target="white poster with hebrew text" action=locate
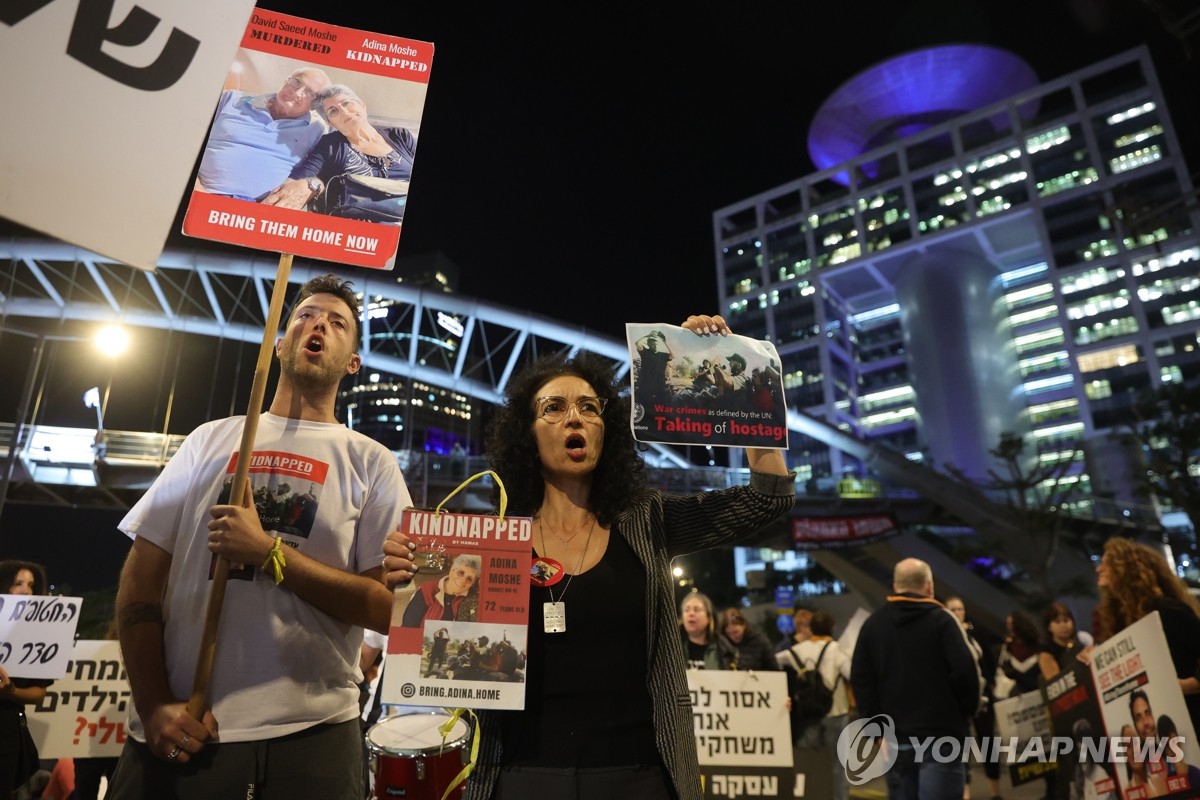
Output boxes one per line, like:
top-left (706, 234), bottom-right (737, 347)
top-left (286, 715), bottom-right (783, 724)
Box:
top-left (0, 0), bottom-right (257, 269)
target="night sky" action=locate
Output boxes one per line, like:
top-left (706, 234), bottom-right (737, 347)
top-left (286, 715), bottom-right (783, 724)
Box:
top-left (2, 0), bottom-right (1197, 591)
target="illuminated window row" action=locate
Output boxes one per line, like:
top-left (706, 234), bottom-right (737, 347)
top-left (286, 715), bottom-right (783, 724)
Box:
top-left (1019, 350), bottom-right (1070, 376)
top-left (1074, 316), bottom-right (1139, 345)
top-left (1061, 266), bottom-right (1125, 296)
top-left (1066, 290), bottom-right (1130, 320)
top-left (1132, 246), bottom-right (1199, 276)
top-left (859, 406), bottom-right (918, 429)
top-left (1005, 283), bottom-right (1055, 308)
top-left (1163, 300), bottom-right (1200, 325)
top-left (1014, 327), bottom-right (1066, 353)
top-left (1008, 304), bottom-right (1056, 326)
top-left (1077, 343), bottom-right (1140, 373)
top-left (1109, 145), bottom-right (1162, 174)
top-left (1138, 274), bottom-right (1200, 302)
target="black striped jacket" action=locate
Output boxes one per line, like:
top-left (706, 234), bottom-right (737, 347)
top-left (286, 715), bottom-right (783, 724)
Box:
top-left (466, 469), bottom-right (796, 799)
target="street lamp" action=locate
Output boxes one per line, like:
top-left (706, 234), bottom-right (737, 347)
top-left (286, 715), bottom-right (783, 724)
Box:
top-left (0, 324), bottom-right (129, 529)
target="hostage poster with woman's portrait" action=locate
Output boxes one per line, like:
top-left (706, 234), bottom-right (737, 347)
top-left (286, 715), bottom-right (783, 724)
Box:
top-left (381, 507), bottom-right (533, 710)
top-left (182, 8), bottom-right (432, 269)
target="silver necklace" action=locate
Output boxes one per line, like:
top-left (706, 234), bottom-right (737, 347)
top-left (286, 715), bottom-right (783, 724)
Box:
top-left (542, 517), bottom-right (595, 634)
top-left (538, 512), bottom-right (593, 547)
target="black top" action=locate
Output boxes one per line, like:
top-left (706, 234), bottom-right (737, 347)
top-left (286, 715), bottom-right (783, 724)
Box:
top-left (500, 528), bottom-right (659, 767)
top-left (1151, 596), bottom-right (1200, 729)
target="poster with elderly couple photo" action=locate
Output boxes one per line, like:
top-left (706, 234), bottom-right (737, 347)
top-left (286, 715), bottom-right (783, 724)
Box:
top-left (626, 323), bottom-right (788, 449)
top-left (381, 507), bottom-right (533, 710)
top-left (182, 8), bottom-right (433, 269)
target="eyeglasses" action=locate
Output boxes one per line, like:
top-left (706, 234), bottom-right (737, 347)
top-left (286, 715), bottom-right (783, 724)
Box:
top-left (534, 395), bottom-right (607, 423)
top-left (285, 76), bottom-right (320, 100)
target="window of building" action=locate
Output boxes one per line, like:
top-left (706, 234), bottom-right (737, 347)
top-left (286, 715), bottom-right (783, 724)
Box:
top-left (1077, 343), bottom-right (1141, 373)
top-left (1014, 327), bottom-right (1066, 354)
top-left (1019, 350), bottom-right (1070, 377)
top-left (859, 187), bottom-right (911, 254)
top-left (1005, 283), bottom-right (1055, 310)
top-left (1074, 316), bottom-right (1139, 345)
top-left (858, 385), bottom-right (916, 413)
top-left (766, 222), bottom-right (811, 283)
top-left (1009, 305), bottom-right (1060, 327)
top-left (1066, 289), bottom-right (1131, 320)
top-left (1027, 398), bottom-right (1079, 425)
top-left (1162, 365), bottom-right (1184, 384)
top-left (1085, 379), bottom-right (1113, 399)
top-left (1162, 300), bottom-right (1200, 326)
top-left (1061, 266), bottom-right (1125, 296)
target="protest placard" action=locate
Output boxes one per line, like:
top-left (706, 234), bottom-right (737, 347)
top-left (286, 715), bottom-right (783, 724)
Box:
top-left (0, 594), bottom-right (82, 680)
top-left (1090, 612), bottom-right (1200, 800)
top-left (687, 668), bottom-right (793, 798)
top-left (182, 8), bottom-right (434, 269)
top-left (381, 508), bottom-right (532, 710)
top-left (994, 687), bottom-right (1058, 785)
top-left (627, 323), bottom-right (787, 449)
top-left (29, 640), bottom-right (128, 759)
top-left (0, 0), bottom-right (256, 268)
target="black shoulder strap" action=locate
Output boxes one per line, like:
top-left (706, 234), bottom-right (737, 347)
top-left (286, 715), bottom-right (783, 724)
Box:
top-left (785, 645), bottom-right (805, 674)
top-left (815, 641), bottom-right (841, 688)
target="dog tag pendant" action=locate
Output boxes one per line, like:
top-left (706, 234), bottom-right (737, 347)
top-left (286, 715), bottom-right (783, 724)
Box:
top-left (543, 601), bottom-right (566, 633)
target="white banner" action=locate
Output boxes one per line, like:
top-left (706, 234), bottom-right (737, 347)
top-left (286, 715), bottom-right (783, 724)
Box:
top-left (0, 594), bottom-right (82, 679)
top-left (0, 0), bottom-right (258, 269)
top-left (29, 640), bottom-right (129, 759)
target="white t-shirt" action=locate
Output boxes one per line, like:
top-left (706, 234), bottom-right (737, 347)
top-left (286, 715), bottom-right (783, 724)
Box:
top-left (119, 413), bottom-right (411, 742)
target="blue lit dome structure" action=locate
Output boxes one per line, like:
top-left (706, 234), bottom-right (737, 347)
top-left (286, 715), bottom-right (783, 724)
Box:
top-left (808, 44), bottom-right (1041, 185)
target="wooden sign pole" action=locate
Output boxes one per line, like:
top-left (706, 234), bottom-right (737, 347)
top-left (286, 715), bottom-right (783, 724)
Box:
top-left (187, 253), bottom-right (294, 718)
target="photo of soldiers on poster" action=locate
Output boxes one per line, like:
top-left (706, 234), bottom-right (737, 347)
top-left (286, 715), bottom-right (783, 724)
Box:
top-left (626, 322), bottom-right (787, 449)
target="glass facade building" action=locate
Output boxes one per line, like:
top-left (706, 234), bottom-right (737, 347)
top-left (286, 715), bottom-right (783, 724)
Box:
top-left (713, 47), bottom-right (1198, 521)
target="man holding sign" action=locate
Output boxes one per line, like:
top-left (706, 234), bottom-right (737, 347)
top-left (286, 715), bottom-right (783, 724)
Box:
top-left (108, 275), bottom-right (411, 799)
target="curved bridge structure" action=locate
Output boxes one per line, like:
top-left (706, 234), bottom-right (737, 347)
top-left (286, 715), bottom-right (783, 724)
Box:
top-left (0, 237), bottom-right (1152, 545)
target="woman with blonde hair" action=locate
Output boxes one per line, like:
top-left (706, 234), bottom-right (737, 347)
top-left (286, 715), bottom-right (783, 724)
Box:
top-left (1094, 537), bottom-right (1200, 728)
top-left (679, 592), bottom-right (737, 670)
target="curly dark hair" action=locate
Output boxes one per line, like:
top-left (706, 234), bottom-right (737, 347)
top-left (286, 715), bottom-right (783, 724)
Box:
top-left (484, 352), bottom-right (645, 525)
top-left (287, 274), bottom-right (361, 351)
top-left (1095, 537), bottom-right (1200, 641)
top-left (0, 559), bottom-right (48, 595)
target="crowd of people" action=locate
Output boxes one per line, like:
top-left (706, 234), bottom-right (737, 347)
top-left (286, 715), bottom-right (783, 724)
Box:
top-left (5, 275), bottom-right (1200, 800)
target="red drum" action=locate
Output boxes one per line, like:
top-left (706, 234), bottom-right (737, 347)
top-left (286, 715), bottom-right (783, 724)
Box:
top-left (367, 712), bottom-right (471, 800)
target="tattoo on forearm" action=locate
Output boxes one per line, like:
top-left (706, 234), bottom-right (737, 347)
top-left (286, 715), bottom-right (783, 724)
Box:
top-left (117, 602), bottom-right (164, 632)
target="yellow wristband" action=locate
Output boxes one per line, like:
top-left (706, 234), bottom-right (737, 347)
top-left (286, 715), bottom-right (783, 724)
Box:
top-left (262, 536), bottom-right (287, 585)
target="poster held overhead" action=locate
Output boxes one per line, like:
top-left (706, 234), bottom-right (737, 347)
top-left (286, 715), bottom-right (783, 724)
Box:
top-left (626, 322), bottom-right (788, 449)
top-left (182, 9), bottom-right (434, 270)
top-left (0, 0), bottom-right (257, 269)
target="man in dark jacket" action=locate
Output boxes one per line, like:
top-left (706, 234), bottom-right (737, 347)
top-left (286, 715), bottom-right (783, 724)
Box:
top-left (851, 558), bottom-right (983, 800)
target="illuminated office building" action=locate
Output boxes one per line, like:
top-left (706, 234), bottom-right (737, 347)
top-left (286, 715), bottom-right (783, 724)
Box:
top-left (339, 253), bottom-right (476, 454)
top-left (714, 46), bottom-right (1198, 521)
